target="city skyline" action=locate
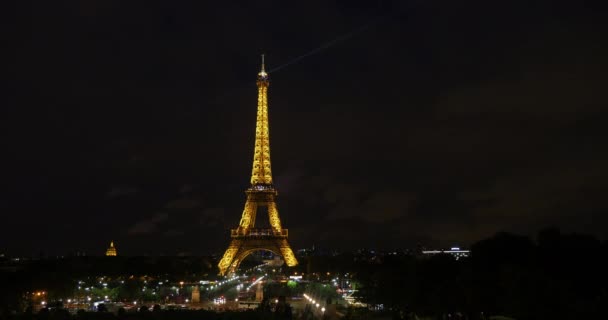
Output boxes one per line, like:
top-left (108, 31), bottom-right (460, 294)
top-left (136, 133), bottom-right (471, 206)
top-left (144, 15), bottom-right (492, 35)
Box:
top-left (4, 0), bottom-right (608, 256)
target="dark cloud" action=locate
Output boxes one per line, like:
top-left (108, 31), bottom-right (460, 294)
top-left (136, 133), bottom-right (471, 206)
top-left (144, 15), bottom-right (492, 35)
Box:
top-left (164, 197), bottom-right (202, 210)
top-left (128, 213), bottom-right (169, 235)
top-left (198, 208), bottom-right (226, 228)
top-left (106, 185), bottom-right (139, 198)
top-left (326, 189), bottom-right (415, 222)
top-left (163, 229), bottom-right (185, 237)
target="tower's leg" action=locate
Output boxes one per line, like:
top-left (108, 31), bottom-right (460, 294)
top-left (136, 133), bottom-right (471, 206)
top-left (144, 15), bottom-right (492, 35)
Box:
top-left (228, 257), bottom-right (241, 275)
top-left (218, 239), bottom-right (242, 276)
top-left (238, 200), bottom-right (257, 231)
top-left (277, 239), bottom-right (298, 267)
top-left (267, 201), bottom-right (283, 233)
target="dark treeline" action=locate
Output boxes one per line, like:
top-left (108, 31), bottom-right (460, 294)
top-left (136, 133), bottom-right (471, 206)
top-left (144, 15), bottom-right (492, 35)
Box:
top-left (303, 229), bottom-right (608, 319)
top-left (1, 256), bottom-right (216, 278)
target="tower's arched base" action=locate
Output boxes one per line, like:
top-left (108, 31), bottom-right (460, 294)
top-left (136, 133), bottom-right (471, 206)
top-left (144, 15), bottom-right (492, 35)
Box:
top-left (218, 237), bottom-right (297, 276)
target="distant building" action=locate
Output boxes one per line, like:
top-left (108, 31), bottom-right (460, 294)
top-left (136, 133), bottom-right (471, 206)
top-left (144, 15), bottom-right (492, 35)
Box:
top-left (422, 247), bottom-right (470, 260)
top-left (105, 241), bottom-right (117, 256)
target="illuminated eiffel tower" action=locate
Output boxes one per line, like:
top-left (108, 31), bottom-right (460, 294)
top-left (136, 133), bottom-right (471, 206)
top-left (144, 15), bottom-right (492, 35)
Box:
top-left (217, 56), bottom-right (298, 276)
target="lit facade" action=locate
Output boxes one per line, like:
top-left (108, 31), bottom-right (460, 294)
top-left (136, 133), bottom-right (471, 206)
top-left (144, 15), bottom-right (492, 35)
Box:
top-left (105, 241), bottom-right (117, 256)
top-left (422, 247), bottom-right (470, 260)
top-left (217, 56), bottom-right (298, 276)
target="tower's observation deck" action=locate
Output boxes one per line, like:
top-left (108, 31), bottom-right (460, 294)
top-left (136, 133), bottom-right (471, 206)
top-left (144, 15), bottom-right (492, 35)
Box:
top-left (230, 228), bottom-right (289, 238)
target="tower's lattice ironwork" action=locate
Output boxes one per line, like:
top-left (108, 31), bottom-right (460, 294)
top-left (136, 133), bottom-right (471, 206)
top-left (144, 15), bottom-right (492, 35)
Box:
top-left (217, 56), bottom-right (298, 276)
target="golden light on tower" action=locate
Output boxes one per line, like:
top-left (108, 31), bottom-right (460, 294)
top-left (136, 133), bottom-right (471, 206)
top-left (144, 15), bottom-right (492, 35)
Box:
top-left (217, 56), bottom-right (298, 275)
top-left (250, 55), bottom-right (273, 186)
top-left (105, 240), bottom-right (117, 256)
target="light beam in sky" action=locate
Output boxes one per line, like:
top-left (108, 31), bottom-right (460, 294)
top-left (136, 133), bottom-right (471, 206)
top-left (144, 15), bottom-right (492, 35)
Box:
top-left (269, 16), bottom-right (386, 73)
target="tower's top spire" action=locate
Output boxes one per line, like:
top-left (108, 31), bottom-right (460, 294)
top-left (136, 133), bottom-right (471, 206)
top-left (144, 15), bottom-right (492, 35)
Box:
top-left (258, 54), bottom-right (268, 79)
top-left (251, 55), bottom-right (272, 186)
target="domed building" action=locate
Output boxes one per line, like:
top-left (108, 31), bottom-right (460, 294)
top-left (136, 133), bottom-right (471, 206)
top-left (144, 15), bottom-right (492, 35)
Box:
top-left (105, 241), bottom-right (117, 256)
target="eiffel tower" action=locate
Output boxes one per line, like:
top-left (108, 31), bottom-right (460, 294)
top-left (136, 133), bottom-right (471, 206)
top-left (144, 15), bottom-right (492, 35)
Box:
top-left (217, 56), bottom-right (298, 276)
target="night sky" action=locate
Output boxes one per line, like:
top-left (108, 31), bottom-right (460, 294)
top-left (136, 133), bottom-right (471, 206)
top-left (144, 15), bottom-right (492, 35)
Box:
top-left (3, 0), bottom-right (608, 256)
